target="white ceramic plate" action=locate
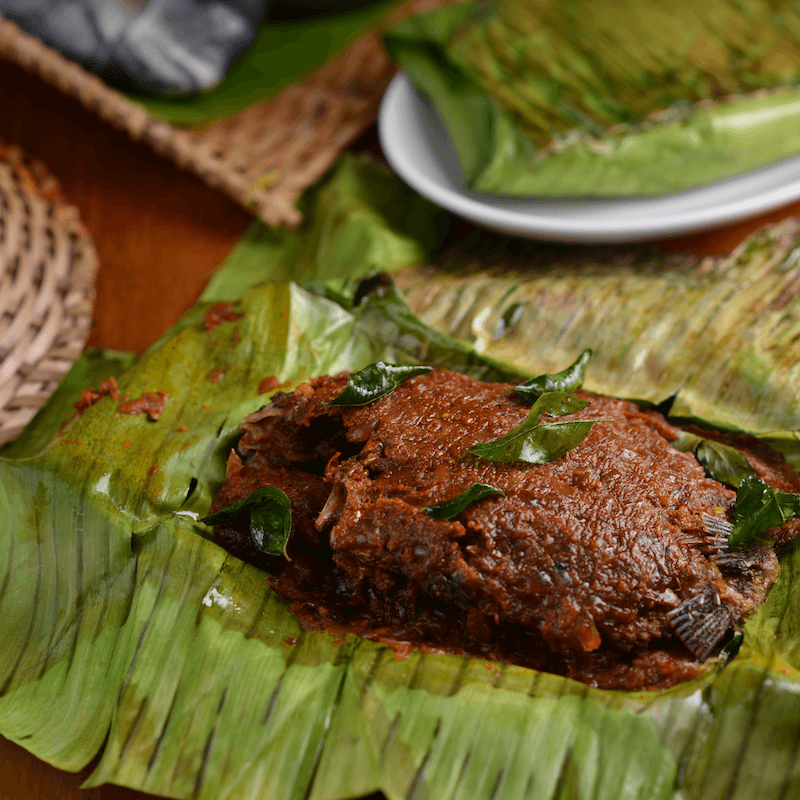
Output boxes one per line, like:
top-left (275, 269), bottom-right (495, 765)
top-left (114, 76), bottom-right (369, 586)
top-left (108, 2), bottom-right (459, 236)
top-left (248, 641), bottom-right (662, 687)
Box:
top-left (378, 73), bottom-right (800, 243)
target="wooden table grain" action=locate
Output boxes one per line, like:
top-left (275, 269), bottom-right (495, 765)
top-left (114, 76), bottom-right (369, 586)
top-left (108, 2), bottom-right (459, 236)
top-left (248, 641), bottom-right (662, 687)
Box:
top-left (3, 49), bottom-right (800, 800)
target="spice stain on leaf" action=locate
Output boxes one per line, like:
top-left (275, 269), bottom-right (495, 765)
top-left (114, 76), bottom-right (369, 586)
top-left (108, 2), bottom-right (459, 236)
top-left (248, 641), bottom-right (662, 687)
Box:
top-left (74, 377), bottom-right (120, 415)
top-left (258, 376), bottom-right (282, 394)
top-left (203, 302), bottom-right (244, 331)
top-left (120, 392), bottom-right (168, 421)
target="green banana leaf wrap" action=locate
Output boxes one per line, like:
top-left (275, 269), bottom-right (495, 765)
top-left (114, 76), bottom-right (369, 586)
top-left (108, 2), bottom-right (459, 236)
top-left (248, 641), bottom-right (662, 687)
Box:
top-left (383, 0), bottom-right (800, 195)
top-left (5, 156), bottom-right (800, 800)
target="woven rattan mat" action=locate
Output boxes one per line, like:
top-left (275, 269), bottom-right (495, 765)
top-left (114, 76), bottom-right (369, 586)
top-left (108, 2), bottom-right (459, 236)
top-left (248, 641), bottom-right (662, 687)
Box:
top-left (0, 0), bottom-right (452, 228)
top-left (0, 142), bottom-right (97, 446)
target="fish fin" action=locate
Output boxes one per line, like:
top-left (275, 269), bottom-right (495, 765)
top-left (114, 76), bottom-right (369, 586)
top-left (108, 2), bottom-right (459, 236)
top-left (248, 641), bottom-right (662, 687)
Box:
top-left (701, 512), bottom-right (762, 571)
top-left (701, 512), bottom-right (732, 538)
top-left (701, 512), bottom-right (732, 556)
top-left (667, 587), bottom-right (733, 661)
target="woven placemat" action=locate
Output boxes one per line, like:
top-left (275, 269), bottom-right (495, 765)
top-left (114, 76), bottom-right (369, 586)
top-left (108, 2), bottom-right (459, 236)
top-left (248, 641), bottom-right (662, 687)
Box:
top-left (0, 142), bottom-right (97, 446)
top-left (0, 0), bottom-right (452, 228)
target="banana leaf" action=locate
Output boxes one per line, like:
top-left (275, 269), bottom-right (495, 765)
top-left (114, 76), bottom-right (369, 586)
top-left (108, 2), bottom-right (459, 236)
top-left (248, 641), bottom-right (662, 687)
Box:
top-left (0, 349), bottom-right (138, 461)
top-left (383, 0), bottom-right (800, 195)
top-left (5, 155), bottom-right (800, 800)
top-left (126, 0), bottom-right (401, 127)
top-left (402, 219), bottom-right (800, 442)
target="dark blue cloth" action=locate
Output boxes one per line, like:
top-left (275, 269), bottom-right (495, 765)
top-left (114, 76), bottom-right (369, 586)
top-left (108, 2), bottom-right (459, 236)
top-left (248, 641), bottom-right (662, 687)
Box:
top-left (0, 0), bottom-right (268, 96)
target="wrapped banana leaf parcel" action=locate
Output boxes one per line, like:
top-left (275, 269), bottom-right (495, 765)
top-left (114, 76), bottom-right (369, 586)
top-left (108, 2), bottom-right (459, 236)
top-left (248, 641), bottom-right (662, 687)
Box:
top-left (383, 0), bottom-right (800, 195)
top-left (6, 157), bottom-right (800, 800)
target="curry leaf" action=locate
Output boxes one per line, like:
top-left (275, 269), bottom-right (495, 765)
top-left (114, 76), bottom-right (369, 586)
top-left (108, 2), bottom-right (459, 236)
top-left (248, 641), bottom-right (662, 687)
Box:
top-left (424, 483), bottom-right (506, 520)
top-left (730, 475), bottom-right (800, 548)
top-left (467, 392), bottom-right (599, 464)
top-left (201, 486), bottom-right (292, 556)
top-left (512, 348), bottom-right (593, 403)
top-left (326, 361), bottom-right (432, 406)
top-left (671, 430), bottom-right (756, 488)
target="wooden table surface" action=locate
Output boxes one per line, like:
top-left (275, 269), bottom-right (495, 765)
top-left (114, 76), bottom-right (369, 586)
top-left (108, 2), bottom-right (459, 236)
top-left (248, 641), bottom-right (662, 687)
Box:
top-left (4, 47), bottom-right (800, 800)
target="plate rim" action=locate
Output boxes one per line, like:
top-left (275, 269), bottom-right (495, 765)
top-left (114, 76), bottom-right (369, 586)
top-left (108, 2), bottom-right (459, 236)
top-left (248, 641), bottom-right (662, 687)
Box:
top-left (378, 72), bottom-right (800, 243)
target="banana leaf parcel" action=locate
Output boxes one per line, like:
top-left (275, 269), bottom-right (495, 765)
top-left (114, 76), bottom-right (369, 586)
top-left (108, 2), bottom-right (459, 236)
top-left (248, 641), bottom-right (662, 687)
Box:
top-left (5, 157), bottom-right (800, 800)
top-left (383, 0), bottom-right (800, 196)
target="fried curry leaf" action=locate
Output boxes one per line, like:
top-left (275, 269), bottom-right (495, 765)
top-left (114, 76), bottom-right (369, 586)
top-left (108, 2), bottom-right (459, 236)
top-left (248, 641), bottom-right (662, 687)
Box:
top-left (671, 430), bottom-right (756, 488)
top-left (512, 349), bottom-right (593, 403)
top-left (201, 487), bottom-right (292, 556)
top-left (730, 475), bottom-right (800, 548)
top-left (424, 483), bottom-right (506, 520)
top-left (468, 392), bottom-right (598, 464)
top-left (326, 361), bottom-right (433, 406)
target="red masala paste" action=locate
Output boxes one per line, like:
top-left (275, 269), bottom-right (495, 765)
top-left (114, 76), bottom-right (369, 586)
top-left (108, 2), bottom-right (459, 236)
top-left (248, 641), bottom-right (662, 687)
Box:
top-left (207, 370), bottom-right (800, 690)
top-left (204, 301), bottom-right (243, 331)
top-left (74, 376), bottom-right (119, 414)
top-left (120, 391), bottom-right (168, 421)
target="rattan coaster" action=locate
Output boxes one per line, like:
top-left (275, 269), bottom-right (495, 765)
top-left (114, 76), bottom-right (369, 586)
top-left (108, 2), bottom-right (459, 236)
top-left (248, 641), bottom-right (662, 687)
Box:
top-left (0, 142), bottom-right (97, 446)
top-left (0, 0), bottom-right (453, 228)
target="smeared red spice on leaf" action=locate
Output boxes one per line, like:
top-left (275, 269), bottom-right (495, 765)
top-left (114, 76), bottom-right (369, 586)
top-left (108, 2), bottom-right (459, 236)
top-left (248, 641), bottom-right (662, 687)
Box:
top-left (204, 302), bottom-right (243, 331)
top-left (74, 377), bottom-right (119, 415)
top-left (208, 369), bottom-right (226, 383)
top-left (120, 391), bottom-right (168, 420)
top-left (259, 376), bottom-right (282, 394)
